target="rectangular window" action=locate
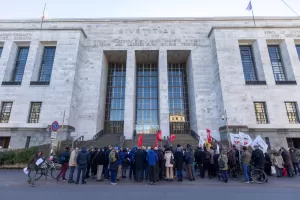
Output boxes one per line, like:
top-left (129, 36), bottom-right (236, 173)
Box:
top-left (296, 45), bottom-right (300, 60)
top-left (0, 102), bottom-right (13, 123)
top-left (254, 102), bottom-right (269, 124)
top-left (239, 46), bottom-right (257, 81)
top-left (0, 47), bottom-right (3, 58)
top-left (268, 45), bottom-right (286, 82)
top-left (25, 136), bottom-right (31, 148)
top-left (39, 47), bottom-right (56, 81)
top-left (285, 102), bottom-right (299, 124)
top-left (12, 47), bottom-right (29, 82)
top-left (28, 102), bottom-right (42, 123)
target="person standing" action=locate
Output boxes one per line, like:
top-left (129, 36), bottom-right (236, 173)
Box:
top-left (27, 151), bottom-right (43, 186)
top-left (95, 148), bottom-right (105, 181)
top-left (185, 147), bottom-right (195, 181)
top-left (68, 147), bottom-right (78, 183)
top-left (281, 147), bottom-right (293, 177)
top-left (164, 148), bottom-right (174, 180)
top-left (117, 147), bottom-right (124, 181)
top-left (154, 147), bottom-right (160, 181)
top-left (175, 146), bottom-right (184, 181)
top-left (129, 146), bottom-right (136, 180)
top-left (76, 147), bottom-right (90, 184)
top-left (203, 147), bottom-right (212, 179)
top-left (209, 147), bottom-right (215, 177)
top-left (271, 151), bottom-right (284, 177)
top-left (134, 146), bottom-right (145, 182)
top-left (57, 147), bottom-right (70, 181)
top-left (146, 147), bottom-right (158, 185)
top-left (121, 149), bottom-right (130, 178)
top-left (218, 150), bottom-right (229, 183)
top-left (196, 147), bottom-right (204, 177)
top-left (104, 145), bottom-right (112, 180)
top-left (109, 147), bottom-right (120, 185)
top-left (289, 148), bottom-right (300, 175)
top-left (241, 146), bottom-right (251, 183)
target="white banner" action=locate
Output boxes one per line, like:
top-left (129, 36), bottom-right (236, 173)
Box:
top-left (198, 136), bottom-right (205, 147)
top-left (239, 132), bottom-right (252, 147)
top-left (251, 135), bottom-right (268, 153)
top-left (230, 133), bottom-right (241, 146)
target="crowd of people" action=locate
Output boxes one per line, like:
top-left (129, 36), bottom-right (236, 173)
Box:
top-left (26, 143), bottom-right (300, 186)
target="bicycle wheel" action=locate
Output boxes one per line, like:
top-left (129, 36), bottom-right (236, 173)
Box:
top-left (230, 167), bottom-right (243, 181)
top-left (251, 169), bottom-right (267, 184)
top-left (51, 168), bottom-right (59, 179)
top-left (28, 169), bottom-right (43, 180)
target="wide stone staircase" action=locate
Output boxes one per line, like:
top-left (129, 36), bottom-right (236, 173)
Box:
top-left (170, 134), bottom-right (199, 149)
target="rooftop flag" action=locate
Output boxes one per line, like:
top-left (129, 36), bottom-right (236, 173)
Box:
top-left (245, 1), bottom-right (252, 11)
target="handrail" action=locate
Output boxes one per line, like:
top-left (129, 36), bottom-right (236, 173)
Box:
top-left (119, 135), bottom-right (125, 147)
top-left (67, 135), bottom-right (84, 149)
top-left (190, 130), bottom-right (200, 140)
top-left (93, 130), bottom-right (104, 140)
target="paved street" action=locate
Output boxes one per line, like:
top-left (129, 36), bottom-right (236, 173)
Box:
top-left (1, 170), bottom-right (300, 200)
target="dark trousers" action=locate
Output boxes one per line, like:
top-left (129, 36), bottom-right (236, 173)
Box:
top-left (129, 163), bottom-right (135, 178)
top-left (155, 163), bottom-right (159, 181)
top-left (149, 165), bottom-right (156, 183)
top-left (144, 164), bottom-right (149, 179)
top-left (91, 163), bottom-right (97, 176)
top-left (110, 170), bottom-right (117, 183)
top-left (177, 169), bottom-right (183, 180)
top-left (57, 163), bottom-right (68, 179)
top-left (200, 163), bottom-right (209, 178)
top-left (220, 170), bottom-right (228, 182)
top-left (76, 165), bottom-right (87, 183)
top-left (275, 167), bottom-right (283, 177)
top-left (159, 162), bottom-right (165, 179)
top-left (135, 167), bottom-right (143, 182)
top-left (293, 163), bottom-right (300, 175)
top-left (187, 164), bottom-right (195, 180)
top-left (86, 163), bottom-right (91, 178)
top-left (68, 166), bottom-right (76, 182)
top-left (208, 163), bottom-right (214, 178)
top-left (103, 164), bottom-right (109, 179)
top-left (122, 166), bottom-right (127, 177)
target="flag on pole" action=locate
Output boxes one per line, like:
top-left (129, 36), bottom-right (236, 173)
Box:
top-left (170, 134), bottom-right (176, 143)
top-left (42, 4), bottom-right (47, 19)
top-left (156, 130), bottom-right (162, 141)
top-left (137, 134), bottom-right (143, 147)
top-left (245, 0), bottom-right (256, 26)
top-left (206, 128), bottom-right (212, 144)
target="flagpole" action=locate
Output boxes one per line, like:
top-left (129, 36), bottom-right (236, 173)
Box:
top-left (251, 1), bottom-right (256, 26)
top-left (40, 3), bottom-right (46, 29)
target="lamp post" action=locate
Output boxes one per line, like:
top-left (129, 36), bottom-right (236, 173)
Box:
top-left (222, 110), bottom-right (232, 148)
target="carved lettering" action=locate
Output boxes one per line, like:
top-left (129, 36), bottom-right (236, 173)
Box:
top-left (0, 33), bottom-right (32, 40)
top-left (265, 30), bottom-right (300, 38)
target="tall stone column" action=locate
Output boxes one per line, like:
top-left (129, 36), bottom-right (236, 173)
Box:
top-left (158, 50), bottom-right (170, 137)
top-left (124, 50), bottom-right (136, 139)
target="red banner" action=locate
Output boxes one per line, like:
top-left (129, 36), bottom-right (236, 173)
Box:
top-left (138, 134), bottom-right (143, 147)
top-left (206, 128), bottom-right (212, 144)
top-left (154, 138), bottom-right (159, 148)
top-left (170, 134), bottom-right (176, 142)
top-left (156, 130), bottom-right (162, 141)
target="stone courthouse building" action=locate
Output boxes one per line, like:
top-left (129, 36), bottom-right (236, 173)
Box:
top-left (1, 17), bottom-right (300, 149)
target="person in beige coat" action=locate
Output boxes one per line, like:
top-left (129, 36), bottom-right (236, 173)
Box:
top-left (68, 148), bottom-right (78, 183)
top-left (271, 151), bottom-right (284, 177)
top-left (164, 148), bottom-right (174, 180)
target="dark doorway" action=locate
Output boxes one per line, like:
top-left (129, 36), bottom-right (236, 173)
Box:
top-left (0, 137), bottom-right (11, 148)
top-left (287, 138), bottom-right (300, 148)
top-left (25, 136), bottom-right (31, 148)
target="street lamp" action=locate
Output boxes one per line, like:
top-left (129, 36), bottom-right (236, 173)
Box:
top-left (221, 110), bottom-right (232, 148)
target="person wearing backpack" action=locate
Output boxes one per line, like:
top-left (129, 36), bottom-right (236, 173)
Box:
top-left (109, 147), bottom-right (120, 185)
top-left (218, 150), bottom-right (229, 183)
top-left (57, 147), bottom-right (70, 181)
top-left (241, 146), bottom-right (251, 183)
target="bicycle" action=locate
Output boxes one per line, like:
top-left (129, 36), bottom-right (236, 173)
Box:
top-left (230, 165), bottom-right (268, 184)
top-left (28, 159), bottom-right (60, 180)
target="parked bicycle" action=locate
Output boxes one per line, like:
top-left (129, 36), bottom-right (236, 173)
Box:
top-left (230, 165), bottom-right (268, 184)
top-left (28, 158), bottom-right (61, 180)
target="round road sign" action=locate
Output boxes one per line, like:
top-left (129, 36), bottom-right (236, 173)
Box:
top-left (51, 121), bottom-right (59, 131)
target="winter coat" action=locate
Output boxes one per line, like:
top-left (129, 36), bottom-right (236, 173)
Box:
top-left (218, 154), bottom-right (228, 170)
top-left (251, 149), bottom-right (265, 167)
top-left (272, 154), bottom-right (284, 168)
top-left (209, 149), bottom-right (214, 164)
top-left (119, 151), bottom-right (125, 166)
top-left (281, 150), bottom-right (292, 167)
top-left (134, 149), bottom-right (146, 169)
top-left (146, 150), bottom-right (158, 166)
top-left (76, 148), bottom-right (90, 165)
top-left (69, 149), bottom-right (78, 166)
top-left (59, 150), bottom-right (70, 164)
top-left (289, 149), bottom-right (299, 163)
top-left (109, 150), bottom-right (120, 171)
top-left (164, 151), bottom-right (174, 167)
top-left (184, 149), bottom-right (194, 165)
top-left (196, 150), bottom-right (205, 164)
top-left (174, 148), bottom-right (184, 169)
top-left (241, 150), bottom-right (251, 165)
top-left (27, 154), bottom-right (43, 170)
top-left (227, 150), bottom-right (237, 166)
top-left (104, 149), bottom-right (111, 165)
top-left (94, 150), bottom-right (105, 165)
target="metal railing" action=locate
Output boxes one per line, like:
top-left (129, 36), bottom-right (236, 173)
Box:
top-left (93, 130), bottom-right (104, 140)
top-left (67, 135), bottom-right (84, 149)
top-left (119, 135), bottom-right (125, 147)
top-left (190, 130), bottom-right (200, 140)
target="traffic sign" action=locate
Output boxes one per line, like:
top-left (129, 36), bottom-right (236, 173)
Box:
top-left (51, 121), bottom-right (59, 131)
top-left (51, 132), bottom-right (57, 140)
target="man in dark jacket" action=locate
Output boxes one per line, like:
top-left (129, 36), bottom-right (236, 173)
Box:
top-left (281, 147), bottom-right (293, 177)
top-left (95, 148), bottom-right (105, 181)
top-left (200, 147), bottom-right (211, 179)
top-left (251, 145), bottom-right (265, 169)
top-left (175, 146), bottom-right (184, 181)
top-left (195, 147), bottom-right (204, 176)
top-left (104, 145), bottom-right (112, 179)
top-left (158, 148), bottom-right (165, 180)
top-left (129, 146), bottom-right (136, 180)
top-left (154, 147), bottom-right (160, 181)
top-left (146, 148), bottom-right (158, 185)
top-left (134, 146), bottom-right (146, 182)
top-left (185, 147), bottom-right (195, 181)
top-left (85, 148), bottom-right (93, 179)
top-left (57, 147), bottom-right (70, 181)
top-left (290, 148), bottom-right (300, 175)
top-left (76, 147), bottom-right (90, 184)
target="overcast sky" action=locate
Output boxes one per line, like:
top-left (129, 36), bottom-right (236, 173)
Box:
top-left (0, 0), bottom-right (299, 19)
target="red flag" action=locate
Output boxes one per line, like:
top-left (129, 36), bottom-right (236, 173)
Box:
top-left (154, 138), bottom-right (159, 148)
top-left (138, 134), bottom-right (143, 146)
top-left (156, 130), bottom-right (162, 141)
top-left (170, 134), bottom-right (176, 142)
top-left (206, 128), bottom-right (212, 143)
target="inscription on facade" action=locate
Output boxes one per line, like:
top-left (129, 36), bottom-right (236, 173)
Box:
top-left (93, 38), bottom-right (209, 47)
top-left (265, 30), bottom-right (300, 38)
top-left (0, 33), bottom-right (32, 40)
